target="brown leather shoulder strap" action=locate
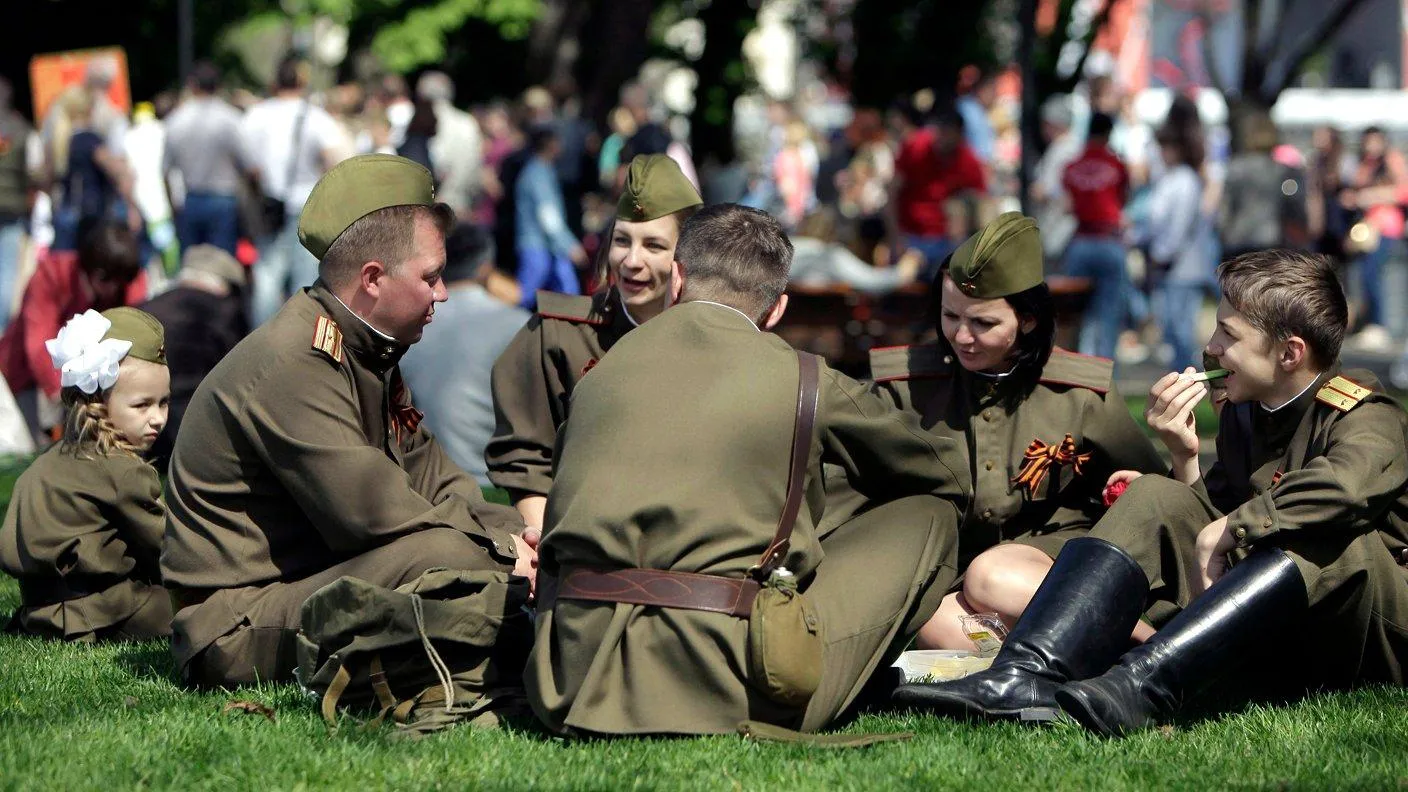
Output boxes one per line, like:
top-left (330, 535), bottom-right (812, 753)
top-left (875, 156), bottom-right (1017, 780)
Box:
top-left (755, 351), bottom-right (820, 578)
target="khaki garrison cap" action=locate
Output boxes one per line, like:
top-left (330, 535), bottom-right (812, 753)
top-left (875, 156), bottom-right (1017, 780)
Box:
top-left (298, 154), bottom-right (436, 259)
top-left (101, 307), bottom-right (166, 366)
top-left (947, 211), bottom-right (1044, 299)
top-left (616, 154), bottom-right (703, 222)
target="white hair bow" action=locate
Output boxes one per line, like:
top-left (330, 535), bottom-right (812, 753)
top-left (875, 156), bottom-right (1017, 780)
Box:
top-left (45, 310), bottom-right (133, 394)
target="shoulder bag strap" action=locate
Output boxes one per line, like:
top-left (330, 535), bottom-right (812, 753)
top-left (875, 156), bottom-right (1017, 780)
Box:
top-left (755, 350), bottom-right (820, 578)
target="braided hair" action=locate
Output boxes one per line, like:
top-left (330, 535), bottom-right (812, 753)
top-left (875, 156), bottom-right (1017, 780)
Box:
top-left (58, 385), bottom-right (140, 459)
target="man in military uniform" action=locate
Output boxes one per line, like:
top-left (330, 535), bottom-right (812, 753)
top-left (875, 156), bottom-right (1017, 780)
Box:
top-left (526, 204), bottom-right (970, 736)
top-left (163, 154), bottom-right (534, 688)
top-left (899, 249), bottom-right (1408, 732)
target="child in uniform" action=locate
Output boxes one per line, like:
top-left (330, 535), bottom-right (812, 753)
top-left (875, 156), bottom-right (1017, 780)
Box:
top-left (1, 307), bottom-right (173, 641)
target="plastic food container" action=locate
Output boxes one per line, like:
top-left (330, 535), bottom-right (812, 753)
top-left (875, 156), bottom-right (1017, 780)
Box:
top-left (892, 650), bottom-right (995, 682)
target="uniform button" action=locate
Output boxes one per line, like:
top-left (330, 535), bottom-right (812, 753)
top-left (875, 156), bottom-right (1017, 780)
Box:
top-left (943, 356), bottom-right (953, 365)
top-left (1234, 527), bottom-right (1247, 541)
top-left (984, 461), bottom-right (994, 471)
top-left (982, 509), bottom-right (993, 520)
top-left (1262, 519), bottom-right (1273, 528)
top-left (982, 410), bottom-right (993, 422)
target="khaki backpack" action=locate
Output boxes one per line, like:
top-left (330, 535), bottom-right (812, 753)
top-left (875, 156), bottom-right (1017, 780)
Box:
top-left (295, 568), bottom-right (534, 737)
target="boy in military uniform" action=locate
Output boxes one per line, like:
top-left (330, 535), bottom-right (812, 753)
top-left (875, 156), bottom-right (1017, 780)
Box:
top-left (526, 204), bottom-right (970, 736)
top-left (163, 155), bottom-right (535, 688)
top-left (898, 249), bottom-right (1408, 731)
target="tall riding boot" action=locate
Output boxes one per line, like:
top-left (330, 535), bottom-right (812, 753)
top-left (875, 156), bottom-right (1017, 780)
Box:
top-left (890, 537), bottom-right (1148, 721)
top-left (1056, 548), bottom-right (1307, 737)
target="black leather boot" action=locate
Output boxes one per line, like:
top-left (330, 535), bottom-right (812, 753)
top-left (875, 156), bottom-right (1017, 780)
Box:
top-left (1056, 548), bottom-right (1306, 737)
top-left (890, 537), bottom-right (1149, 721)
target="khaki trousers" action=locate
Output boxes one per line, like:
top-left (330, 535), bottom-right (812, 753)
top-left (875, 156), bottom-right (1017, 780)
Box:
top-left (182, 528), bottom-right (510, 688)
top-left (1090, 475), bottom-right (1408, 685)
top-left (801, 494), bottom-right (961, 731)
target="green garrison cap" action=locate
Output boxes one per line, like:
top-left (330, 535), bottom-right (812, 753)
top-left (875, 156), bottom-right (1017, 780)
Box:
top-left (299, 154), bottom-right (435, 259)
top-left (947, 212), bottom-right (1044, 299)
top-left (101, 307), bottom-right (166, 365)
top-left (616, 154), bottom-right (702, 222)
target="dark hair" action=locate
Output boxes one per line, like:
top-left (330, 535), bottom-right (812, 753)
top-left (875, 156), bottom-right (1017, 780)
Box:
top-left (893, 98), bottom-right (926, 129)
top-left (191, 61), bottom-right (221, 94)
top-left (1156, 125), bottom-right (1205, 171)
top-left (76, 220), bottom-right (141, 283)
top-left (1087, 112), bottom-right (1115, 141)
top-left (1217, 250), bottom-right (1347, 369)
top-left (932, 104), bottom-right (965, 133)
top-left (675, 203), bottom-right (792, 321)
top-left (1363, 125), bottom-right (1386, 141)
top-left (442, 222), bottom-right (493, 283)
top-left (528, 124), bottom-right (558, 154)
top-left (931, 264), bottom-right (1056, 406)
top-left (275, 57), bottom-right (304, 92)
top-left (320, 203), bottom-right (454, 289)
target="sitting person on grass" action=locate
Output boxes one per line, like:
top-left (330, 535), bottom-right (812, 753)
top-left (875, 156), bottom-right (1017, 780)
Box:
top-left (864, 213), bottom-right (1167, 675)
top-left (1, 308), bottom-right (172, 641)
top-left (894, 249), bottom-right (1408, 732)
top-left (162, 155), bottom-right (534, 689)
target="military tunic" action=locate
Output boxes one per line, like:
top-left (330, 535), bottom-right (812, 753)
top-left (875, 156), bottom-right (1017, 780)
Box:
top-left (1092, 368), bottom-right (1408, 684)
top-left (869, 343), bottom-right (1167, 572)
top-left (486, 288), bottom-right (635, 498)
top-left (0, 445), bottom-right (172, 640)
top-left (163, 282), bottom-right (522, 687)
top-left (527, 302), bottom-right (971, 735)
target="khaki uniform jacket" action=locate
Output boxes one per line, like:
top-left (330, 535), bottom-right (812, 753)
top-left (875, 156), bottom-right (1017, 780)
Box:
top-left (1201, 368), bottom-right (1408, 566)
top-left (486, 289), bottom-right (634, 497)
top-left (870, 344), bottom-right (1165, 568)
top-left (526, 302), bottom-right (970, 735)
top-left (0, 445), bottom-right (165, 636)
top-left (162, 283), bottom-right (521, 665)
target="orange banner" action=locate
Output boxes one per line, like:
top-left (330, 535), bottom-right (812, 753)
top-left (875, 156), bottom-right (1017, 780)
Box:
top-left (29, 47), bottom-right (131, 123)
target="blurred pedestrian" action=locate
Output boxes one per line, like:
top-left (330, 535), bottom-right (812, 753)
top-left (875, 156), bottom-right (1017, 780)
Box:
top-left (239, 56), bottom-right (344, 325)
top-left (1140, 127), bottom-right (1213, 372)
top-left (513, 125), bottom-right (585, 308)
top-left (890, 104), bottom-right (986, 279)
top-left (48, 91), bottom-right (140, 251)
top-left (1033, 94), bottom-right (1081, 262)
top-left (1343, 126), bottom-right (1406, 350)
top-left (164, 61), bottom-right (244, 255)
top-left (399, 224), bottom-right (527, 484)
top-left (1219, 111), bottom-right (1306, 258)
top-left (1062, 112), bottom-right (1130, 359)
top-left (140, 244), bottom-right (248, 466)
top-left (0, 221), bottom-right (148, 442)
top-left (0, 77), bottom-right (38, 329)
top-left (416, 72), bottom-right (482, 220)
top-left (396, 98), bottom-right (437, 175)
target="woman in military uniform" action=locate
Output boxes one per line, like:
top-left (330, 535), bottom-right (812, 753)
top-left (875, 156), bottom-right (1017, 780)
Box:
top-left (868, 213), bottom-right (1167, 649)
top-left (486, 155), bottom-right (703, 528)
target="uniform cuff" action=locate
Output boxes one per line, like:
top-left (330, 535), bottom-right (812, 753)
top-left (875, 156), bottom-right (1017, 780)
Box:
top-left (1227, 491), bottom-right (1278, 548)
top-left (485, 469), bottom-right (553, 499)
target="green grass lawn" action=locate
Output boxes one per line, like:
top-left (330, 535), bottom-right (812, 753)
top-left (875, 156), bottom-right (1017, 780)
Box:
top-left (3, 436), bottom-right (1408, 789)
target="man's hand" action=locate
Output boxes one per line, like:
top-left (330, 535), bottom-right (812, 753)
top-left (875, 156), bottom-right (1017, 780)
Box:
top-left (511, 532), bottom-right (539, 595)
top-left (1146, 369), bottom-right (1206, 463)
top-left (1194, 516), bottom-right (1237, 595)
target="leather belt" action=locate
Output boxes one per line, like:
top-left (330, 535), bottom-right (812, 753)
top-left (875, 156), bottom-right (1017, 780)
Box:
top-left (550, 567), bottom-right (761, 618)
top-left (540, 351), bottom-right (820, 622)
